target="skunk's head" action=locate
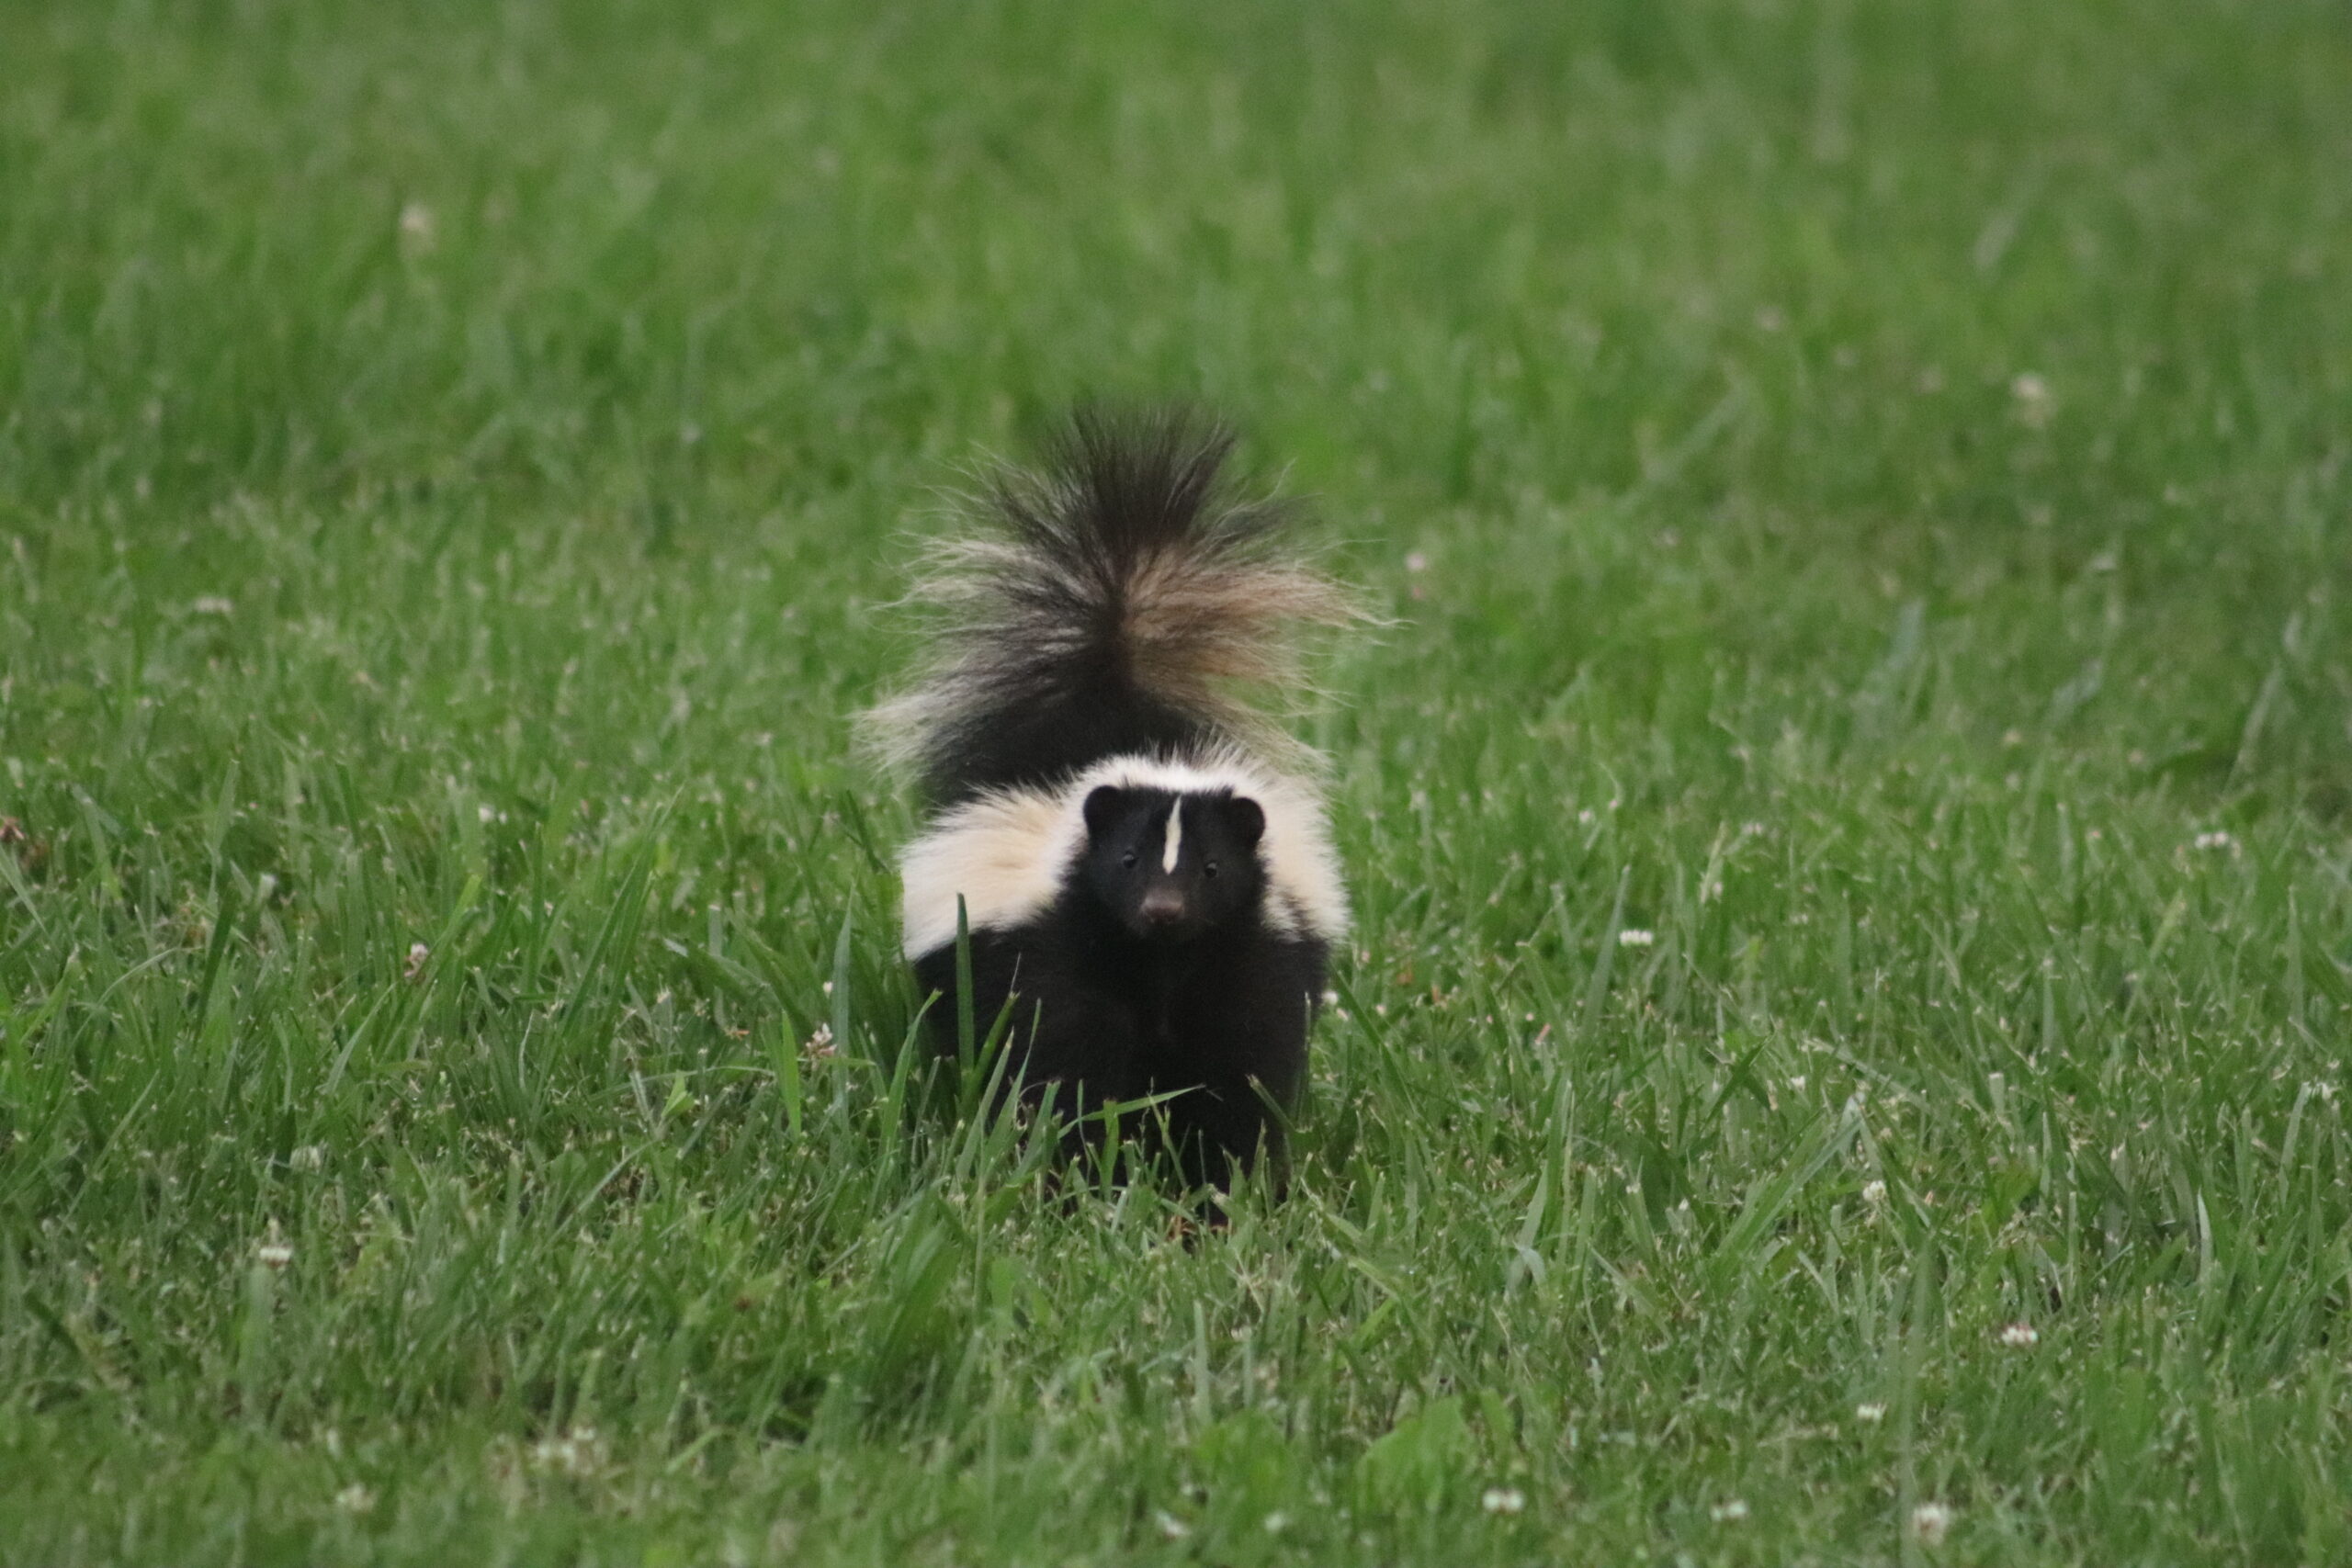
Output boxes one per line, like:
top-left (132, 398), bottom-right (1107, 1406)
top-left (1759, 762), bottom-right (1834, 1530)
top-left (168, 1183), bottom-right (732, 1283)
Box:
top-left (1079, 785), bottom-right (1266, 943)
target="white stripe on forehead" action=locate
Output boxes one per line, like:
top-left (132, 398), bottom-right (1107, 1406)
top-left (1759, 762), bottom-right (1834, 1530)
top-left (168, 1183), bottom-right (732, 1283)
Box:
top-left (1160, 797), bottom-right (1183, 873)
top-left (897, 745), bottom-right (1351, 958)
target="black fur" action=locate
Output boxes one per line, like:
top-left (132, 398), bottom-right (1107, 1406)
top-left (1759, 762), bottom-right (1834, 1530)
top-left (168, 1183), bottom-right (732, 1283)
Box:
top-left (913, 784), bottom-right (1327, 1190)
top-left (911, 409), bottom-right (1292, 807)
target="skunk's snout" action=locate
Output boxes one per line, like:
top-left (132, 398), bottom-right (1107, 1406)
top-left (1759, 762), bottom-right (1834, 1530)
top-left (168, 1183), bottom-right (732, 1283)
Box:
top-left (1138, 886), bottom-right (1188, 929)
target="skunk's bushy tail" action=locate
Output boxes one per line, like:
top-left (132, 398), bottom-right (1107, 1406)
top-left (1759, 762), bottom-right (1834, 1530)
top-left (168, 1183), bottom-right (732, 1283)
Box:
top-left (865, 408), bottom-right (1357, 805)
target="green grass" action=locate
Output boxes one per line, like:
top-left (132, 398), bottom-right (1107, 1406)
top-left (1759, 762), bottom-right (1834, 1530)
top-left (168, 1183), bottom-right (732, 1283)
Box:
top-left (5, 0), bottom-right (2352, 1562)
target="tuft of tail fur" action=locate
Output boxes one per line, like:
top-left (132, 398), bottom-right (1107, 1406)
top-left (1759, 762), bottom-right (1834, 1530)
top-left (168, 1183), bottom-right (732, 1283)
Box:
top-left (865, 408), bottom-right (1359, 805)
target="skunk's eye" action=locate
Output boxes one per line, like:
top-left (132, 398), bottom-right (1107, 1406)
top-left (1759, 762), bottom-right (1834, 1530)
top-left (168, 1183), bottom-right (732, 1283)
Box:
top-left (1120, 852), bottom-right (1137, 870)
top-left (1203, 861), bottom-right (1219, 878)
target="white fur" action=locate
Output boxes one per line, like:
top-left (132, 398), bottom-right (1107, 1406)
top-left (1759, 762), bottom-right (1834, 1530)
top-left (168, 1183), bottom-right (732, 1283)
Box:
top-left (1160, 798), bottom-right (1183, 873)
top-left (899, 748), bottom-right (1351, 959)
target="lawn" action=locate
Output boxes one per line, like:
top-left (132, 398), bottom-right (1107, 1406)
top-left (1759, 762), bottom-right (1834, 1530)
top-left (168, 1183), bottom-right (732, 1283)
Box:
top-left (5, 0), bottom-right (2351, 1562)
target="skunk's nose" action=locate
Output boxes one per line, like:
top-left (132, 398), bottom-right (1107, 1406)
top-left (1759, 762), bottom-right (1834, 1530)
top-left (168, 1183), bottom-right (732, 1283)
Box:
top-left (1139, 887), bottom-right (1188, 928)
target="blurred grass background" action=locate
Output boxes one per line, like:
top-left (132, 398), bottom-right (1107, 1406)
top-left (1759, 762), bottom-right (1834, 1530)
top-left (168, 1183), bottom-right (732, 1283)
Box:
top-left (4, 1), bottom-right (2351, 1562)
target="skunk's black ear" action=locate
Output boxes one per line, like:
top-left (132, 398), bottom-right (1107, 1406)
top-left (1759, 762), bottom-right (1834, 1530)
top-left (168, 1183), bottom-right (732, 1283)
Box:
top-left (1223, 795), bottom-right (1265, 849)
top-left (1083, 786), bottom-right (1129, 838)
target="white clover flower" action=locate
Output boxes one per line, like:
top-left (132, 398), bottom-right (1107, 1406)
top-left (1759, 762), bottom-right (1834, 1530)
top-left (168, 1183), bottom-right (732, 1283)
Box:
top-left (2010, 373), bottom-right (2052, 427)
top-left (1617, 929), bottom-right (1656, 948)
top-left (1910, 1502), bottom-right (1954, 1545)
top-left (1998, 1321), bottom-right (2039, 1348)
top-left (2192, 830), bottom-right (2239, 854)
top-left (1480, 1487), bottom-right (1525, 1516)
top-left (1855, 1401), bottom-right (1887, 1424)
top-left (1710, 1498), bottom-right (1749, 1522)
top-left (256, 1233), bottom-right (293, 1269)
top-left (398, 201), bottom-right (436, 253)
top-left (403, 942), bottom-right (430, 981)
top-left (529, 1427), bottom-right (604, 1477)
top-left (1861, 1179), bottom-right (1887, 1204)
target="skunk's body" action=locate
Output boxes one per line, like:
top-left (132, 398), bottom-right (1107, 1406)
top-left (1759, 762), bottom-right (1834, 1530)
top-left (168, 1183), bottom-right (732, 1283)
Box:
top-left (868, 411), bottom-right (1355, 1189)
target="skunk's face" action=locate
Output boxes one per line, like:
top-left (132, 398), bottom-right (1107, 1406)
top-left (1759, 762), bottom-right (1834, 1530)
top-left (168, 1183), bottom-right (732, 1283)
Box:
top-left (1080, 785), bottom-right (1266, 943)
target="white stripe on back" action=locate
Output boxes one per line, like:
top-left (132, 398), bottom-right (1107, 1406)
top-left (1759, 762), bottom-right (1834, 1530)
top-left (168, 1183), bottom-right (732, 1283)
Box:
top-left (896, 746), bottom-right (1351, 959)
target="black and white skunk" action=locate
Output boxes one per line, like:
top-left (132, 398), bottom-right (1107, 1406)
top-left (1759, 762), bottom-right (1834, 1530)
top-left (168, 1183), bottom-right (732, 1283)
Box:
top-left (866, 409), bottom-right (1358, 1190)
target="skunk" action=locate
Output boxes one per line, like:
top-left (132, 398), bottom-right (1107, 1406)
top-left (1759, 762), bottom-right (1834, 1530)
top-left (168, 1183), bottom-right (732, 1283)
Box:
top-left (866, 409), bottom-right (1357, 1190)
